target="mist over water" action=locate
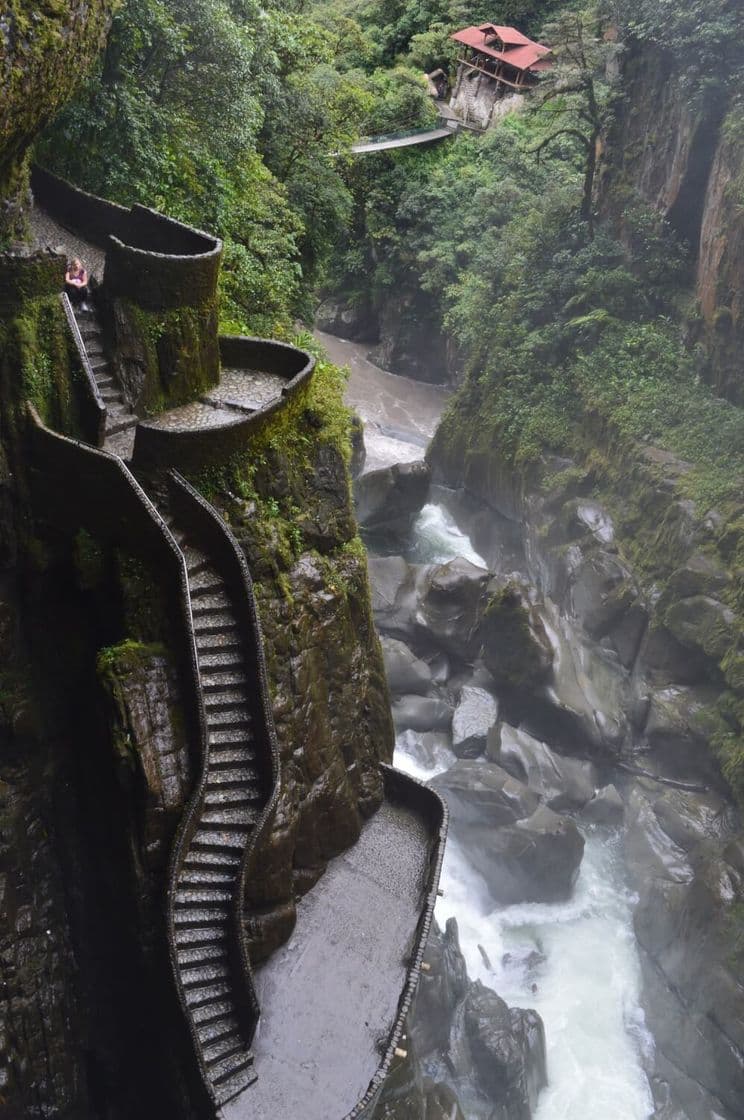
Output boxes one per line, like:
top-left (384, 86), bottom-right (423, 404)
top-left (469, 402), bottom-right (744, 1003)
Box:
top-left (395, 503), bottom-right (655, 1120)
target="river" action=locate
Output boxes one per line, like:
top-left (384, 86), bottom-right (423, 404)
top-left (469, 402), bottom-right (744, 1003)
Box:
top-left (323, 329), bottom-right (655, 1119)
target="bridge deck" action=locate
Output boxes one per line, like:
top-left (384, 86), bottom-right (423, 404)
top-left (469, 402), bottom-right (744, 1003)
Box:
top-left (352, 127), bottom-right (454, 154)
top-left (221, 792), bottom-right (432, 1120)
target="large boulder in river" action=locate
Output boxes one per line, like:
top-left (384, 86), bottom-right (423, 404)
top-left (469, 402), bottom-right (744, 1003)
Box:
top-left (380, 636), bottom-right (431, 696)
top-left (415, 557), bottom-right (491, 659)
top-left (431, 761), bottom-right (539, 829)
top-left (392, 694), bottom-right (453, 733)
top-left (492, 724), bottom-right (597, 812)
top-left (580, 784), bottom-right (624, 826)
top-left (451, 686), bottom-right (499, 758)
top-left (367, 556), bottom-right (426, 640)
top-left (479, 582), bottom-right (553, 690)
top-left (463, 982), bottom-right (547, 1120)
top-left (465, 806), bottom-right (585, 905)
top-left (355, 460), bottom-right (430, 535)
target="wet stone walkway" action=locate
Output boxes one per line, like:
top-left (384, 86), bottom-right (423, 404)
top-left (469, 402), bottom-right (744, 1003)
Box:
top-left (29, 205), bottom-right (106, 278)
top-left (205, 368), bottom-right (287, 412)
top-left (221, 795), bottom-right (432, 1120)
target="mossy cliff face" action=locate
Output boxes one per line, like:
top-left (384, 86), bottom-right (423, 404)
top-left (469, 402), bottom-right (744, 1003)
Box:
top-left (0, 1), bottom-right (117, 242)
top-left (194, 357), bottom-right (394, 959)
top-left (599, 40), bottom-right (744, 403)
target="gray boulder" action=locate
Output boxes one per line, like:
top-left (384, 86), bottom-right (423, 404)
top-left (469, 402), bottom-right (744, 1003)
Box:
top-left (415, 557), bottom-right (491, 659)
top-left (479, 582), bottom-right (553, 690)
top-left (391, 694), bottom-right (453, 734)
top-left (663, 595), bottom-right (737, 661)
top-left (466, 806), bottom-right (585, 905)
top-left (431, 761), bottom-right (539, 830)
top-left (451, 686), bottom-right (499, 759)
top-left (580, 784), bottom-right (624, 826)
top-left (463, 982), bottom-right (547, 1120)
top-left (494, 724), bottom-right (597, 812)
top-left (380, 636), bottom-right (432, 696)
top-left (355, 460), bottom-right (430, 535)
top-left (367, 556), bottom-right (426, 641)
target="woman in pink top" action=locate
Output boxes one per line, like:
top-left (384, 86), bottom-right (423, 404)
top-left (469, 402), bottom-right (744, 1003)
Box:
top-left (65, 258), bottom-right (89, 307)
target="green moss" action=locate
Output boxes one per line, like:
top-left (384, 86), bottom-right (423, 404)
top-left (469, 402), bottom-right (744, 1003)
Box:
top-left (119, 298), bottom-right (220, 415)
top-left (96, 639), bottom-right (167, 680)
top-left (116, 552), bottom-right (169, 644)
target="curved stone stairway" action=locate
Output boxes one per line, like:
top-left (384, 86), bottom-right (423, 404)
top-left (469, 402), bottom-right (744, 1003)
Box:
top-left (74, 301), bottom-right (138, 458)
top-left (161, 501), bottom-right (270, 1108)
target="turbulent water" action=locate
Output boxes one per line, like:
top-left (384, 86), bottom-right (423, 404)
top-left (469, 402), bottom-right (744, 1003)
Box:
top-left (333, 332), bottom-right (657, 1119)
top-left (395, 503), bottom-right (655, 1120)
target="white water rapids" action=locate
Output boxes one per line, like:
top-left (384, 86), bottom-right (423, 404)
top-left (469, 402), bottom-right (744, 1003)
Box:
top-left (395, 502), bottom-right (655, 1120)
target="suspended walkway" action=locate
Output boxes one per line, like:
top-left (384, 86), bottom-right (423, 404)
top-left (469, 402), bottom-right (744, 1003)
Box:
top-left (24, 169), bottom-right (447, 1120)
top-left (351, 122), bottom-right (457, 154)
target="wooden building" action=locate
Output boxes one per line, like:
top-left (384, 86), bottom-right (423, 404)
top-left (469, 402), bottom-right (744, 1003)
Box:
top-left (451, 22), bottom-right (552, 95)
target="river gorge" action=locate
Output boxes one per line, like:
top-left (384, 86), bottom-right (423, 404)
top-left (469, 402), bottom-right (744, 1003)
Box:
top-left (324, 328), bottom-right (744, 1120)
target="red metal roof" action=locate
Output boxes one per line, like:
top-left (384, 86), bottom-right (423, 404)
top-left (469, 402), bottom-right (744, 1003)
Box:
top-left (452, 24), bottom-right (551, 73)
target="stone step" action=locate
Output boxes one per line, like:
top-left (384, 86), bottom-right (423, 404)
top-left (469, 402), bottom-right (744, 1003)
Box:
top-left (179, 868), bottom-right (235, 887)
top-left (176, 943), bottom-right (228, 968)
top-left (174, 907), bottom-right (230, 928)
top-left (204, 787), bottom-right (260, 808)
top-left (89, 355), bottom-right (109, 372)
top-left (191, 829), bottom-right (248, 851)
top-left (192, 594), bottom-right (232, 615)
top-left (101, 388), bottom-right (123, 405)
top-left (202, 670), bottom-right (247, 693)
top-left (214, 1063), bottom-right (257, 1106)
top-left (191, 999), bottom-right (234, 1028)
top-left (97, 375), bottom-right (115, 390)
top-left (201, 806), bottom-right (258, 828)
top-left (198, 650), bottom-right (245, 672)
top-left (86, 340), bottom-right (106, 358)
top-left (180, 961), bottom-right (230, 990)
top-left (106, 415), bottom-right (138, 437)
top-left (206, 767), bottom-right (257, 788)
top-left (205, 706), bottom-right (252, 729)
top-left (176, 887), bottom-right (232, 907)
top-left (197, 1016), bottom-right (240, 1048)
top-left (194, 631), bottom-right (243, 655)
top-left (202, 1035), bottom-right (244, 1067)
top-left (183, 545), bottom-right (209, 571)
top-left (190, 571), bottom-right (226, 596)
top-left (203, 690), bottom-right (250, 712)
top-left (209, 748), bottom-right (256, 770)
top-left (207, 727), bottom-right (252, 746)
top-left (174, 926), bottom-right (226, 948)
top-left (193, 611), bottom-right (239, 635)
top-left (183, 848), bottom-right (241, 869)
top-left (208, 1048), bottom-right (254, 1084)
top-left (184, 981), bottom-right (232, 1010)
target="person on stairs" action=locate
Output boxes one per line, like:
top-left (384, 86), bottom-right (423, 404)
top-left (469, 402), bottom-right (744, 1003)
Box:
top-left (65, 258), bottom-right (89, 308)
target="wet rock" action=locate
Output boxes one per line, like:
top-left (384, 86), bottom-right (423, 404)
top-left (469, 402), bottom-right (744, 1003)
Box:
top-left (580, 784), bottom-right (625, 826)
top-left (380, 636), bottom-right (432, 696)
top-left (392, 694), bottom-right (453, 733)
top-left (368, 555), bottom-right (425, 641)
top-left (465, 805), bottom-right (585, 905)
top-left (415, 557), bottom-right (491, 659)
top-left (665, 553), bottom-right (730, 601)
top-left (451, 686), bottom-right (499, 759)
top-left (315, 297), bottom-right (377, 341)
top-left (638, 622), bottom-right (710, 686)
top-left (463, 982), bottom-right (547, 1120)
top-left (479, 582), bottom-right (553, 690)
top-left (355, 460), bottom-right (431, 535)
top-left (626, 788), bottom-right (744, 1119)
top-left (663, 595), bottom-right (737, 661)
top-left (494, 724), bottom-right (597, 812)
top-left (431, 761), bottom-right (539, 830)
top-left (411, 918), bottom-right (469, 1055)
top-left (643, 685), bottom-right (721, 785)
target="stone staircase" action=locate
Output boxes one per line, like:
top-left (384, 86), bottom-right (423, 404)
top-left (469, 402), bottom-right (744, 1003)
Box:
top-left (73, 303), bottom-right (138, 459)
top-left (163, 508), bottom-right (268, 1108)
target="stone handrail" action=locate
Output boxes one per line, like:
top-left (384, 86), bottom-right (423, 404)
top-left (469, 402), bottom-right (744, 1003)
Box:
top-left (59, 292), bottom-right (107, 446)
top-left (132, 337), bottom-right (316, 472)
top-left (344, 766), bottom-right (448, 1120)
top-left (25, 403), bottom-right (217, 1115)
top-left (166, 469), bottom-right (283, 1039)
top-left (31, 166), bottom-right (222, 309)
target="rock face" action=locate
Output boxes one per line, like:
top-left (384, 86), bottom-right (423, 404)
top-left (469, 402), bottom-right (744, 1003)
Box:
top-left (378, 919), bottom-right (547, 1120)
top-left (432, 762), bottom-right (584, 905)
top-left (494, 724), bottom-right (597, 812)
top-left (355, 460), bottom-right (431, 535)
top-left (0, 1), bottom-right (116, 240)
top-left (451, 686), bottom-right (499, 758)
top-left (415, 557), bottom-right (491, 659)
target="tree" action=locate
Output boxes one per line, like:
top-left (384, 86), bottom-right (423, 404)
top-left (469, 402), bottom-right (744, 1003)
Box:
top-left (530, 8), bottom-right (620, 234)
